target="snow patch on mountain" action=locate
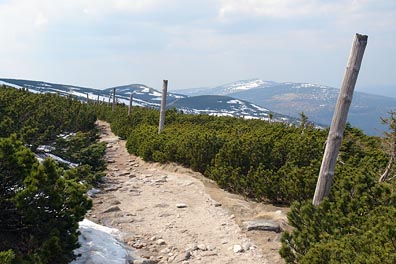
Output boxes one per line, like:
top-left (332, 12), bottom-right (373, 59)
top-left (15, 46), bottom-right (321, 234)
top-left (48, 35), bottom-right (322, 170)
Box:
top-left (150, 90), bottom-right (162, 97)
top-left (215, 79), bottom-right (278, 94)
top-left (285, 82), bottom-right (333, 89)
top-left (251, 104), bottom-right (269, 112)
top-left (227, 99), bottom-right (243, 104)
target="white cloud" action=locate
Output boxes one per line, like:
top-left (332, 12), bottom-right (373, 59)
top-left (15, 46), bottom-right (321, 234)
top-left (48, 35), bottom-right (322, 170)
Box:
top-left (0, 0), bottom-right (137, 51)
top-left (219, 0), bottom-right (323, 19)
top-left (76, 0), bottom-right (177, 16)
top-left (217, 0), bottom-right (375, 20)
top-left (112, 0), bottom-right (159, 11)
top-left (0, 0), bottom-right (165, 26)
top-left (35, 12), bottom-right (48, 27)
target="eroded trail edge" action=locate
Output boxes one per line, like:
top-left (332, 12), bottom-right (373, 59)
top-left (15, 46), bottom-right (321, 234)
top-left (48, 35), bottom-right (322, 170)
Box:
top-left (87, 121), bottom-right (287, 264)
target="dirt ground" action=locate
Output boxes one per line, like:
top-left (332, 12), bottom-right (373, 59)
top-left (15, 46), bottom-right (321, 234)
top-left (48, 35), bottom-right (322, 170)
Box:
top-left (86, 121), bottom-right (289, 264)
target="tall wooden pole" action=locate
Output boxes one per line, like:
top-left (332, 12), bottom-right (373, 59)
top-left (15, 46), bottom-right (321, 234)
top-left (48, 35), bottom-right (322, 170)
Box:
top-left (313, 33), bottom-right (368, 206)
top-left (158, 80), bottom-right (168, 134)
top-left (128, 93), bottom-right (133, 116)
top-left (112, 88), bottom-right (116, 112)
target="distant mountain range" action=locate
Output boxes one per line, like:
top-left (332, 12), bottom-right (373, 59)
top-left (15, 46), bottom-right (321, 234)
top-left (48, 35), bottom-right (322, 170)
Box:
top-left (0, 78), bottom-right (298, 126)
top-left (179, 79), bottom-right (396, 136)
top-left (2, 78), bottom-right (394, 135)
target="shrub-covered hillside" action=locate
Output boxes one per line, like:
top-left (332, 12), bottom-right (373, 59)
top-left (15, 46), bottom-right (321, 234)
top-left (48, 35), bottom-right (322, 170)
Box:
top-left (94, 102), bottom-right (396, 263)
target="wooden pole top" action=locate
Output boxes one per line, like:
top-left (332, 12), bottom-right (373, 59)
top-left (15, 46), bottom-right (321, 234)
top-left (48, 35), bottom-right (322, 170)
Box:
top-left (356, 33), bottom-right (368, 41)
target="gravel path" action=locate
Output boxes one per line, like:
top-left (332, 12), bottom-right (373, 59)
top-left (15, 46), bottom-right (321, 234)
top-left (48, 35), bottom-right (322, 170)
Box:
top-left (86, 121), bottom-right (288, 264)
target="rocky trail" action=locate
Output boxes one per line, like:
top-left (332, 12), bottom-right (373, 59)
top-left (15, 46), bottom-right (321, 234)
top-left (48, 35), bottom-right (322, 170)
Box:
top-left (86, 121), bottom-right (289, 264)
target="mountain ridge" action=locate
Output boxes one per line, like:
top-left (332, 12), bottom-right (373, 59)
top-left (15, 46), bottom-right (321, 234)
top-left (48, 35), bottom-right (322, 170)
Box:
top-left (0, 78), bottom-right (299, 126)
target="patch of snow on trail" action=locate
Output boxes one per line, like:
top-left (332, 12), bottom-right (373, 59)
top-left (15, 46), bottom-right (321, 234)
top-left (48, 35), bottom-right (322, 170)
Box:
top-left (70, 219), bottom-right (130, 264)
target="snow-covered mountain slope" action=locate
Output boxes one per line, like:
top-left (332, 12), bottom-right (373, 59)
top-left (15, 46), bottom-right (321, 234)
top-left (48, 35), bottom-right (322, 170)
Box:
top-left (1, 78), bottom-right (298, 126)
top-left (177, 79), bottom-right (278, 96)
top-left (0, 79), bottom-right (186, 108)
top-left (213, 79), bottom-right (279, 95)
top-left (181, 79), bottom-right (396, 135)
top-left (103, 84), bottom-right (186, 108)
top-left (168, 95), bottom-right (297, 124)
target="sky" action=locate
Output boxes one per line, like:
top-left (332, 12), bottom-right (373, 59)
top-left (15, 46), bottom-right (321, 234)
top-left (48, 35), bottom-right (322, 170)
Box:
top-left (0, 0), bottom-right (395, 94)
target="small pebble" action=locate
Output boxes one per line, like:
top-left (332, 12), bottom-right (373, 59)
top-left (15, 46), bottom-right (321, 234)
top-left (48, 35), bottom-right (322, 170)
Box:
top-left (156, 239), bottom-right (166, 245)
top-left (233, 245), bottom-right (244, 253)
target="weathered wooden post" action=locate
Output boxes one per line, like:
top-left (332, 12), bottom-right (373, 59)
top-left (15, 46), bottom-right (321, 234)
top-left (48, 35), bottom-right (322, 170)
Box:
top-left (86, 93), bottom-right (89, 104)
top-left (97, 94), bottom-right (100, 104)
top-left (128, 93), bottom-right (134, 116)
top-left (158, 80), bottom-right (168, 134)
top-left (112, 88), bottom-right (116, 112)
top-left (313, 33), bottom-right (368, 206)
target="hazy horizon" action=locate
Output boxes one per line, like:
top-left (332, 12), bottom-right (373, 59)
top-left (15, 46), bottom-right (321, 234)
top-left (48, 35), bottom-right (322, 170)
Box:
top-left (1, 77), bottom-right (395, 99)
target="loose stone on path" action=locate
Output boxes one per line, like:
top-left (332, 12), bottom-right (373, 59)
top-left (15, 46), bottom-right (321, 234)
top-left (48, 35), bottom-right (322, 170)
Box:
top-left (102, 206), bottom-right (121, 213)
top-left (243, 219), bottom-right (281, 233)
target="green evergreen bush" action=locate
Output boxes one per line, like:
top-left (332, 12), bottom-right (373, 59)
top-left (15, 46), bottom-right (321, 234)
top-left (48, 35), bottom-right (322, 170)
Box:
top-left (0, 87), bottom-right (105, 263)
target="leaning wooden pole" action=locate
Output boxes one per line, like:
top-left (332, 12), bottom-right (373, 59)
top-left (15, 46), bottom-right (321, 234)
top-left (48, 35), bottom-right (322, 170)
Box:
top-left (313, 33), bottom-right (368, 206)
top-left (158, 80), bottom-right (168, 134)
top-left (112, 88), bottom-right (116, 112)
top-left (128, 93), bottom-right (133, 116)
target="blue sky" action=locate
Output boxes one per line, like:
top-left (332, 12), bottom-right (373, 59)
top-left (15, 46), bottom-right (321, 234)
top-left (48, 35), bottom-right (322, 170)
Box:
top-left (0, 0), bottom-right (395, 95)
